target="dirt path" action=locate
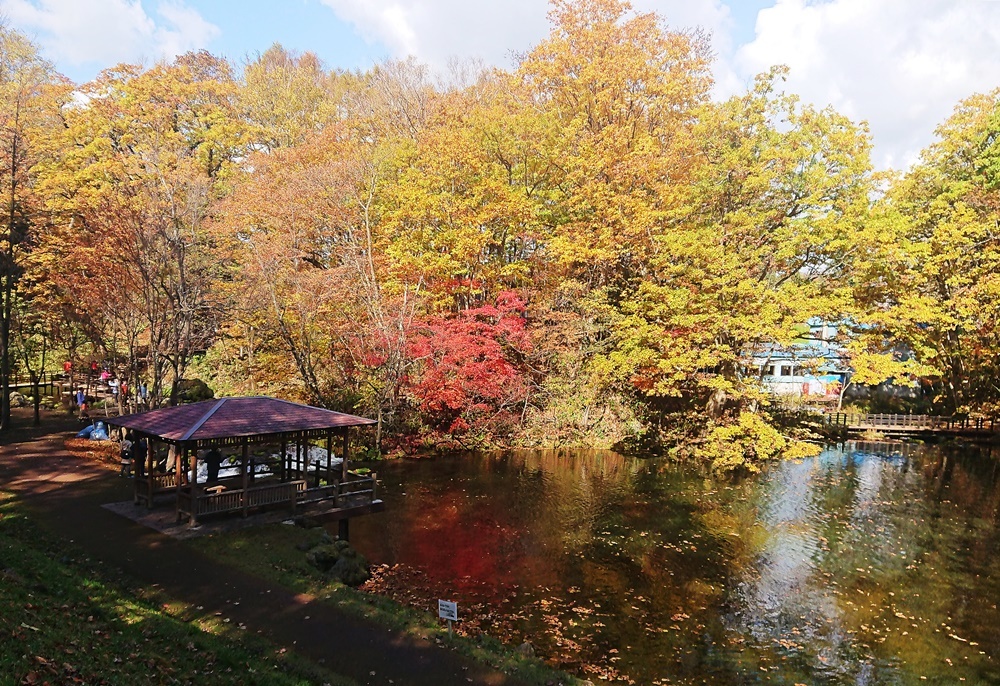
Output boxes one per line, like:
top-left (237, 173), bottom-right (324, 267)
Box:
top-left (0, 410), bottom-right (527, 686)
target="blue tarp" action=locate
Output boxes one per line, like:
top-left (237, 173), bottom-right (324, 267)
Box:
top-left (76, 421), bottom-right (109, 440)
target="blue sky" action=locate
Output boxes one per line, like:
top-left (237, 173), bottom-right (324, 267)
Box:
top-left (3, 0), bottom-right (1000, 170)
top-left (185, 0), bottom-right (386, 74)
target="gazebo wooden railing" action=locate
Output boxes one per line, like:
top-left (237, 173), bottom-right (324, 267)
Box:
top-left (134, 472), bottom-right (179, 509)
top-left (177, 479), bottom-right (307, 520)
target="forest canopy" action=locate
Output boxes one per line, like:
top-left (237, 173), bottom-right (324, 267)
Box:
top-left (6, 0), bottom-right (1000, 470)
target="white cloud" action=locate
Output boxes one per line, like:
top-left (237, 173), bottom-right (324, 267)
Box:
top-left (733, 0), bottom-right (1000, 170)
top-left (320, 0), bottom-right (735, 73)
top-left (319, 0), bottom-right (548, 70)
top-left (0, 0), bottom-right (219, 74)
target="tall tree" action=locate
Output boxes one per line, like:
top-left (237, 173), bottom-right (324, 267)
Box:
top-left (36, 52), bottom-right (244, 405)
top-left (874, 90), bottom-right (1000, 413)
top-left (240, 44), bottom-right (339, 151)
top-left (0, 26), bottom-right (63, 430)
top-left (596, 69), bottom-right (876, 437)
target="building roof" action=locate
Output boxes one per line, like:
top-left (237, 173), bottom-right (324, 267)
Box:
top-left (107, 396), bottom-right (376, 445)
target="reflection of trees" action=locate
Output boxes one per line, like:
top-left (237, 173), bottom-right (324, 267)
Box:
top-left (353, 444), bottom-right (1000, 684)
top-left (726, 442), bottom-right (1000, 684)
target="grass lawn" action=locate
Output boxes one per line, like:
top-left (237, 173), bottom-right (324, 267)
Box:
top-left (0, 493), bottom-right (356, 686)
top-left (188, 523), bottom-right (583, 686)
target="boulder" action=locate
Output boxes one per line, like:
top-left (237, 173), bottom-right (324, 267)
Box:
top-left (305, 539), bottom-right (369, 585)
top-left (329, 547), bottom-right (370, 586)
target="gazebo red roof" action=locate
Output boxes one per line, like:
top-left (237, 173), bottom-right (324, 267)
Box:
top-left (107, 396), bottom-right (376, 444)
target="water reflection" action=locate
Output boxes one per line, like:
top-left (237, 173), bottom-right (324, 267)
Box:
top-left (351, 443), bottom-right (1000, 684)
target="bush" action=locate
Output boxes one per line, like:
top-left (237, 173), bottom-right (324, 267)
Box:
top-left (173, 378), bottom-right (215, 403)
top-left (698, 411), bottom-right (821, 474)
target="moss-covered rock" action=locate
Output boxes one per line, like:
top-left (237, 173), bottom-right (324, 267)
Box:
top-left (304, 539), bottom-right (369, 585)
top-left (329, 546), bottom-right (370, 586)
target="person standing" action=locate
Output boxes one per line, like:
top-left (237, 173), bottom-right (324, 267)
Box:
top-left (204, 447), bottom-right (223, 483)
top-left (120, 431), bottom-right (134, 477)
top-left (133, 435), bottom-right (148, 477)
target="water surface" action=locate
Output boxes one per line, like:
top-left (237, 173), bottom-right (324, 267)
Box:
top-left (352, 443), bottom-right (1000, 685)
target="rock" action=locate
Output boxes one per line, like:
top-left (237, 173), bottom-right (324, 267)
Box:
top-left (9, 392), bottom-right (25, 408)
top-left (305, 540), bottom-right (369, 585)
top-left (329, 549), bottom-right (370, 586)
top-left (515, 641), bottom-right (535, 658)
top-left (305, 544), bottom-right (342, 572)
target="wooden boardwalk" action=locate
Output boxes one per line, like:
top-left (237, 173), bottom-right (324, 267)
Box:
top-left (826, 413), bottom-right (998, 437)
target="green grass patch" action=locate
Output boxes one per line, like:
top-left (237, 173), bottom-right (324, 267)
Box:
top-left (0, 493), bottom-right (356, 686)
top-left (188, 523), bottom-right (584, 686)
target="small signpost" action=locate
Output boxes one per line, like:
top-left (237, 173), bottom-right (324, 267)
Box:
top-left (438, 599), bottom-right (458, 637)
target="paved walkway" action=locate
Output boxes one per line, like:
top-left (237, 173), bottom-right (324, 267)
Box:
top-left (0, 411), bottom-right (526, 686)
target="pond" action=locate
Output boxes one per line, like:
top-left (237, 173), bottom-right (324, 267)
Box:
top-left (350, 442), bottom-right (1000, 685)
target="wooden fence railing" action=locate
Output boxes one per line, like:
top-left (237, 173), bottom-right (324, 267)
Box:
top-left (826, 413), bottom-right (997, 432)
top-left (135, 472), bottom-right (179, 508)
top-left (177, 479), bottom-right (308, 522)
top-left (176, 473), bottom-right (379, 525)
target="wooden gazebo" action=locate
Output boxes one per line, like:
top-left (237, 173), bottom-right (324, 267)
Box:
top-left (107, 396), bottom-right (383, 531)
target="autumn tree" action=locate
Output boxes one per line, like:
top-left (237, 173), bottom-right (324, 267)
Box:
top-left (36, 52), bottom-right (244, 405)
top-left (240, 44), bottom-right (339, 151)
top-left (0, 26), bottom-right (64, 430)
top-left (407, 291), bottom-right (532, 446)
top-left (872, 90), bottom-right (1000, 413)
top-left (215, 122), bottom-right (420, 447)
top-left (515, 0), bottom-right (713, 285)
top-left (594, 69), bottom-right (876, 449)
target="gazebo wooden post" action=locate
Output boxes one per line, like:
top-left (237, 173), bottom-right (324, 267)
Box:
top-left (145, 437), bottom-right (155, 510)
top-left (337, 427), bottom-right (349, 514)
top-left (132, 435), bottom-right (140, 505)
top-left (175, 443), bottom-right (185, 522)
top-left (299, 436), bottom-right (305, 480)
top-left (280, 438), bottom-right (287, 481)
top-left (190, 444), bottom-right (200, 526)
top-left (341, 427), bottom-right (349, 481)
top-left (295, 437), bottom-right (302, 480)
top-left (241, 439), bottom-right (250, 518)
top-left (325, 431), bottom-right (333, 487)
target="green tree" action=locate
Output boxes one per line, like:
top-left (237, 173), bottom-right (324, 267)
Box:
top-left (873, 90), bottom-right (1000, 413)
top-left (596, 70), bottom-right (876, 449)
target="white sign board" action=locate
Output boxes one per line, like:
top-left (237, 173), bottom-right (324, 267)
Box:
top-left (438, 599), bottom-right (458, 621)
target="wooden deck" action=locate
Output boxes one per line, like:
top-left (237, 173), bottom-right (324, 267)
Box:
top-left (826, 413), bottom-right (998, 437)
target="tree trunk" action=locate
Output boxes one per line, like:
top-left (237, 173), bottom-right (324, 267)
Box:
top-left (705, 388), bottom-right (727, 420)
top-left (31, 371), bottom-right (40, 426)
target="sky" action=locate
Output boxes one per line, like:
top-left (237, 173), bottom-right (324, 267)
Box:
top-left (2, 0), bottom-right (1000, 170)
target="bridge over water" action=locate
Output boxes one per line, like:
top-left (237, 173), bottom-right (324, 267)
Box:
top-left (826, 413), bottom-right (998, 438)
